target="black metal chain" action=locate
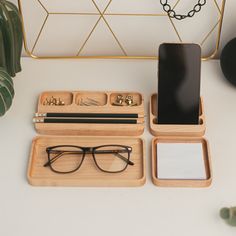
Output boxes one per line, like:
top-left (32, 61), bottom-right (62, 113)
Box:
top-left (160, 0), bottom-right (207, 20)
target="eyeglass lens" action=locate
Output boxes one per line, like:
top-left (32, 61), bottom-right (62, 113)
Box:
top-left (48, 146), bottom-right (84, 173)
top-left (93, 145), bottom-right (130, 172)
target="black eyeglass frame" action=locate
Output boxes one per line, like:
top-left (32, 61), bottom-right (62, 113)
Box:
top-left (44, 144), bottom-right (133, 174)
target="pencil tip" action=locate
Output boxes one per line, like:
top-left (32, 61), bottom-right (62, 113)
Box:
top-left (33, 118), bottom-right (43, 123)
top-left (35, 113), bottom-right (46, 117)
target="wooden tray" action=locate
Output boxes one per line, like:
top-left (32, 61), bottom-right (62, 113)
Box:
top-left (34, 91), bottom-right (144, 136)
top-left (151, 136), bottom-right (212, 188)
top-left (28, 136), bottom-right (146, 187)
top-left (149, 94), bottom-right (205, 137)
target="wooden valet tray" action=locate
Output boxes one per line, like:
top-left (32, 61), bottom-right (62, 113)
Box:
top-left (149, 94), bottom-right (205, 137)
top-left (151, 136), bottom-right (212, 188)
top-left (34, 91), bottom-right (145, 136)
top-left (28, 136), bottom-right (146, 187)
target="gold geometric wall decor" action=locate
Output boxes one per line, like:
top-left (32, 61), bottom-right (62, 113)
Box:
top-left (18, 0), bottom-right (226, 60)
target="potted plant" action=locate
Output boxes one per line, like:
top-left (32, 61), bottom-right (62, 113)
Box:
top-left (0, 0), bottom-right (23, 116)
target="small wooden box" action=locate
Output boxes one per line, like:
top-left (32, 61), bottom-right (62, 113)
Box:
top-left (149, 94), bottom-right (212, 187)
top-left (149, 94), bottom-right (205, 137)
top-left (28, 90), bottom-right (146, 187)
top-left (35, 91), bottom-right (144, 136)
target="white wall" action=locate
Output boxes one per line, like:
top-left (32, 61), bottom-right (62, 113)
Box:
top-left (11, 0), bottom-right (236, 55)
top-left (219, 0), bottom-right (236, 54)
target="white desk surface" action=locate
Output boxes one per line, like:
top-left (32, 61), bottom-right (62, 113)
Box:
top-left (0, 58), bottom-right (236, 236)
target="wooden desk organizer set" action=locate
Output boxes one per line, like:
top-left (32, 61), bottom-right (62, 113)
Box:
top-left (28, 91), bottom-right (146, 187)
top-left (34, 91), bottom-right (145, 136)
top-left (28, 91), bottom-right (212, 188)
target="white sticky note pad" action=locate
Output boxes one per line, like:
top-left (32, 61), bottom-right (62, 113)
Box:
top-left (157, 143), bottom-right (206, 180)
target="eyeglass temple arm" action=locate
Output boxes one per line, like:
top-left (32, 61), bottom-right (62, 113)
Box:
top-left (114, 152), bottom-right (134, 165)
top-left (44, 151), bottom-right (76, 167)
top-left (94, 150), bottom-right (134, 166)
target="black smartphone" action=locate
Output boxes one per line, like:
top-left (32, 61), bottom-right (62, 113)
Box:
top-left (157, 43), bottom-right (201, 124)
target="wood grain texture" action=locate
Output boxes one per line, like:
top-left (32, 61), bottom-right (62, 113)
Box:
top-left (151, 136), bottom-right (212, 188)
top-left (149, 94), bottom-right (206, 137)
top-left (35, 91), bottom-right (144, 136)
top-left (28, 136), bottom-right (146, 187)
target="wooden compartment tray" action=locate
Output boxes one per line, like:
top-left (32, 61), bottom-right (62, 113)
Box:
top-left (151, 136), bottom-right (212, 188)
top-left (28, 136), bottom-right (146, 187)
top-left (149, 94), bottom-right (205, 137)
top-left (35, 91), bottom-right (144, 136)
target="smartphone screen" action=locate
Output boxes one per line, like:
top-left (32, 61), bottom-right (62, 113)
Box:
top-left (157, 43), bottom-right (201, 124)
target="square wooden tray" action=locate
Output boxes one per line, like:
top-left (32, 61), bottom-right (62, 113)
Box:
top-left (28, 136), bottom-right (146, 187)
top-left (151, 136), bottom-right (212, 188)
top-left (34, 91), bottom-right (145, 136)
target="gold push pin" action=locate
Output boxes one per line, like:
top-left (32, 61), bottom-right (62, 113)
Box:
top-left (53, 98), bottom-right (57, 105)
top-left (43, 98), bottom-right (50, 105)
top-left (112, 94), bottom-right (124, 106)
top-left (59, 98), bottom-right (65, 106)
top-left (125, 95), bottom-right (137, 106)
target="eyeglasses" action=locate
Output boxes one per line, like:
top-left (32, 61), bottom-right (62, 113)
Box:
top-left (44, 145), bottom-right (133, 174)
